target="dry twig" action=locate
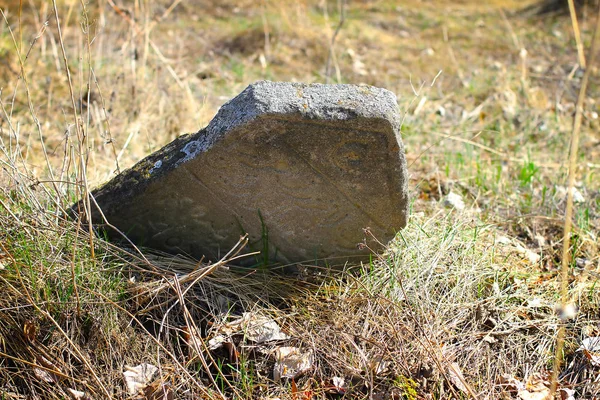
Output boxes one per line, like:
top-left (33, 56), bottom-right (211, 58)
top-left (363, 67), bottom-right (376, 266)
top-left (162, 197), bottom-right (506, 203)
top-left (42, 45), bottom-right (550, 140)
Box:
top-left (550, 1), bottom-right (600, 395)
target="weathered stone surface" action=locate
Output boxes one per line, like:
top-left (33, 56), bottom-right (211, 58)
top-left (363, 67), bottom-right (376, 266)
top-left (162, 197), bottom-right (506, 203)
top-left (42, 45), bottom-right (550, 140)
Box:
top-left (87, 81), bottom-right (408, 265)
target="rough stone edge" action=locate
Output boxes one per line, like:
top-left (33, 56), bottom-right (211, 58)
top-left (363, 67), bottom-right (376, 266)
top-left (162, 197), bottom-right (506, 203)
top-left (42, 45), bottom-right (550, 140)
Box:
top-left (179, 80), bottom-right (402, 164)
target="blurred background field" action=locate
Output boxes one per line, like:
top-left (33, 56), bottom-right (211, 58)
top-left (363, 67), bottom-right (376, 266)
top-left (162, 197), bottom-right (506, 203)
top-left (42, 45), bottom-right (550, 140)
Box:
top-left (1, 0), bottom-right (599, 398)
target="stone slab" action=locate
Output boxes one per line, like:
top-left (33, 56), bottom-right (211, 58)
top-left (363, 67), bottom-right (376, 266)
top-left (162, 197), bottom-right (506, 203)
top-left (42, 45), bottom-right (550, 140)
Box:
top-left (86, 81), bottom-right (408, 265)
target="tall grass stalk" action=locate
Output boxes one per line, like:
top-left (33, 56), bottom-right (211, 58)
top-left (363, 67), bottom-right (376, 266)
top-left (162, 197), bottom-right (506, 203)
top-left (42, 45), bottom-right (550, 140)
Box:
top-left (568, 0), bottom-right (587, 68)
top-left (550, 1), bottom-right (600, 396)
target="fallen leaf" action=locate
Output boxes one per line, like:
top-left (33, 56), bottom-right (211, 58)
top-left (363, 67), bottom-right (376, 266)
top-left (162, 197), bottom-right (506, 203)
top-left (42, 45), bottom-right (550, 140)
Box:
top-left (582, 349), bottom-right (600, 366)
top-left (291, 378), bottom-right (313, 400)
top-left (123, 363), bottom-right (158, 395)
top-left (482, 334), bottom-right (497, 344)
top-left (444, 191), bottom-right (465, 210)
top-left (515, 244), bottom-right (541, 264)
top-left (447, 362), bottom-right (469, 394)
top-left (579, 337), bottom-right (600, 367)
top-left (518, 389), bottom-right (551, 400)
top-left (498, 373), bottom-right (524, 393)
top-left (33, 366), bottom-right (56, 383)
top-left (534, 234), bottom-right (546, 248)
top-left (518, 373), bottom-right (551, 400)
top-left (527, 298), bottom-right (544, 308)
top-left (67, 388), bottom-right (91, 400)
top-left (555, 186), bottom-right (585, 203)
top-left (241, 313), bottom-right (289, 343)
top-left (208, 334), bottom-right (229, 350)
top-left (332, 376), bottom-right (345, 388)
top-left (497, 235), bottom-right (512, 245)
top-left (217, 312), bottom-right (289, 344)
top-left (579, 336), bottom-right (600, 352)
top-left (33, 355), bottom-right (61, 384)
top-left (560, 388), bottom-right (575, 400)
top-left (324, 376), bottom-right (346, 395)
top-left (273, 347), bottom-right (313, 381)
top-left (368, 357), bottom-right (389, 376)
top-left (143, 380), bottom-right (173, 400)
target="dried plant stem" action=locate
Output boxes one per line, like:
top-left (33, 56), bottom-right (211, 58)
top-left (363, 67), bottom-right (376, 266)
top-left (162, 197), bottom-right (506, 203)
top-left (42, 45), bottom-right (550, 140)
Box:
top-left (91, 69), bottom-right (120, 173)
top-left (442, 25), bottom-right (466, 86)
top-left (550, 2), bottom-right (600, 395)
top-left (70, 216), bottom-right (83, 315)
top-left (18, 0), bottom-right (22, 51)
top-left (261, 0), bottom-right (271, 60)
top-left (325, 0), bottom-right (345, 83)
top-left (0, 10), bottom-right (59, 201)
top-left (568, 0), bottom-right (587, 68)
top-left (79, 0), bottom-right (97, 265)
top-left (51, 0), bottom-right (96, 262)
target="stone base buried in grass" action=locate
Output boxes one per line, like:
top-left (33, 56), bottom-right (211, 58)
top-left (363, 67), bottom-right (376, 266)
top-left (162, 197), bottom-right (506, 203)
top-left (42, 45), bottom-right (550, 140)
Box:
top-left (84, 81), bottom-right (408, 266)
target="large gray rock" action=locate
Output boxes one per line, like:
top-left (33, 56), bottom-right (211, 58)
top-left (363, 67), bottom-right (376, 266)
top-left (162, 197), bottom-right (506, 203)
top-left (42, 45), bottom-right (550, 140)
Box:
top-left (87, 81), bottom-right (408, 265)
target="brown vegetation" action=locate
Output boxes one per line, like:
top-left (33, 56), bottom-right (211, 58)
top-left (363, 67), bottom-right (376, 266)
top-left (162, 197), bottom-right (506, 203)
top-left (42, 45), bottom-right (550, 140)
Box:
top-left (1, 0), bottom-right (599, 398)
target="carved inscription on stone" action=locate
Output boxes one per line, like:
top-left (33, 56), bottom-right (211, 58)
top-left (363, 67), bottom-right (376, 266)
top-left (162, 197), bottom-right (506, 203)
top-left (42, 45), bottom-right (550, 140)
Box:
top-left (86, 81), bottom-right (409, 265)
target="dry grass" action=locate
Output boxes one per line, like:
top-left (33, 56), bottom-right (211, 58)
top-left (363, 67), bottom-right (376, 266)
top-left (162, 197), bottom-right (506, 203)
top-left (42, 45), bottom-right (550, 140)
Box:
top-left (1, 0), bottom-right (600, 398)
